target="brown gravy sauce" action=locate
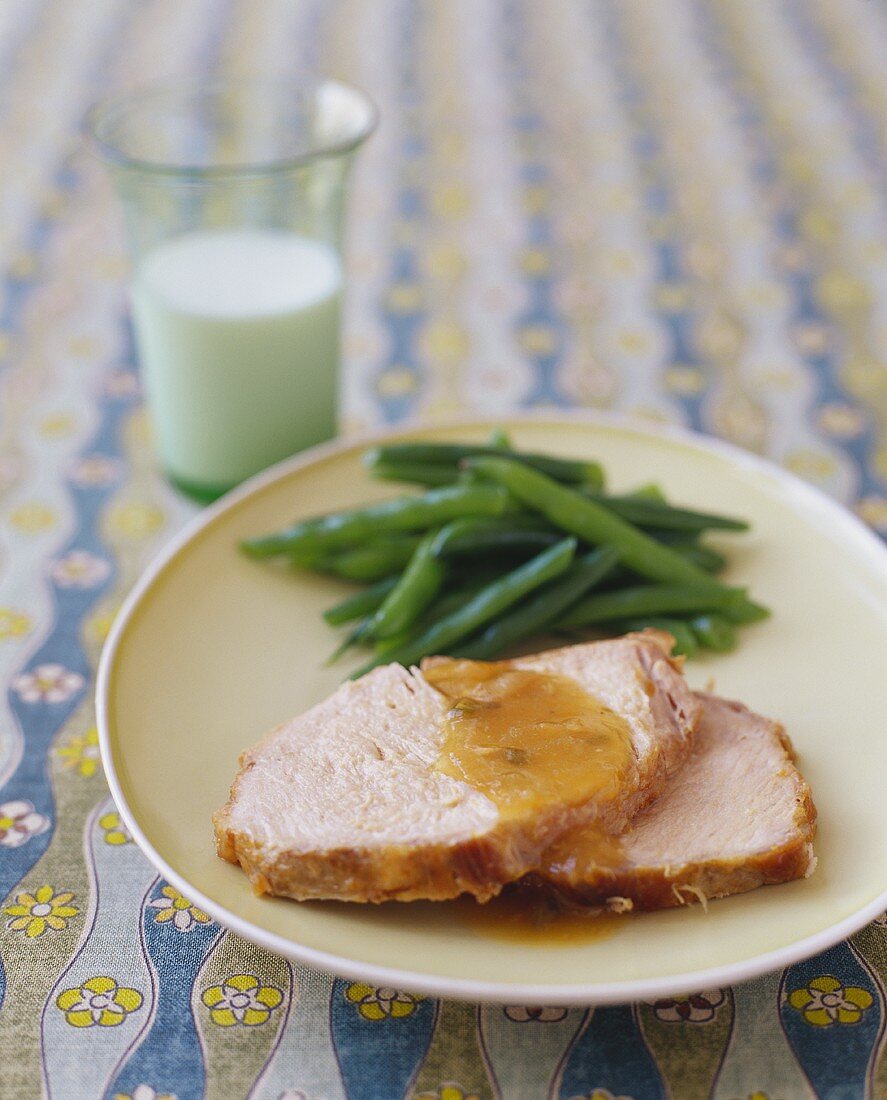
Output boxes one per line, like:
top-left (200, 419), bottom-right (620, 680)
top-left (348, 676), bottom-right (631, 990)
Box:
top-left (453, 884), bottom-right (624, 946)
top-left (422, 657), bottom-right (634, 942)
top-left (424, 658), bottom-right (634, 824)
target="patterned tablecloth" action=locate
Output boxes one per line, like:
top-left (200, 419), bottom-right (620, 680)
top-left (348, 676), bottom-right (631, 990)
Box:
top-left (1, 0), bottom-right (887, 1097)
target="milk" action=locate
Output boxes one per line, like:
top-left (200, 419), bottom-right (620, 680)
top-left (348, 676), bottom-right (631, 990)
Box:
top-left (131, 229), bottom-right (342, 495)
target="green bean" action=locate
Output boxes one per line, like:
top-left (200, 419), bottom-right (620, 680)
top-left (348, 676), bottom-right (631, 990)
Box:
top-left (448, 528), bottom-right (561, 558)
top-left (467, 457), bottom-right (729, 591)
top-left (559, 583), bottom-right (756, 628)
top-left (584, 491), bottom-right (749, 532)
top-left (371, 585), bottom-right (486, 661)
top-left (350, 537), bottom-right (577, 677)
top-left (644, 529), bottom-right (703, 547)
top-left (372, 628), bottom-right (411, 661)
top-left (312, 537), bottom-right (422, 581)
top-left (336, 584), bottom-right (491, 665)
top-left (364, 443), bottom-right (604, 487)
top-left (369, 532), bottom-right (446, 640)
top-left (621, 617), bottom-right (699, 657)
top-left (431, 515), bottom-right (558, 558)
top-left (241, 484), bottom-right (511, 558)
top-left (487, 427), bottom-right (513, 448)
top-left (323, 576), bottom-right (400, 625)
top-left (368, 460), bottom-right (458, 488)
top-left (608, 538), bottom-right (724, 576)
top-left (626, 483), bottom-right (667, 502)
top-left (326, 619), bottom-right (371, 664)
top-left (723, 596), bottom-right (770, 624)
top-left (671, 544), bottom-right (727, 574)
top-left (691, 614), bottom-right (737, 652)
top-left (414, 581), bottom-right (494, 627)
top-left (454, 546), bottom-right (620, 660)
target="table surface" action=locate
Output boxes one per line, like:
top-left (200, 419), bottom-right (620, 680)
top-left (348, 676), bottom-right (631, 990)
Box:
top-left (1, 1), bottom-right (886, 1097)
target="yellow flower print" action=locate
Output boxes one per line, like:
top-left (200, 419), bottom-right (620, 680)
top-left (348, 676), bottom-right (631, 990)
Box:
top-left (664, 366), bottom-right (706, 396)
top-left (523, 184), bottom-right (549, 214)
top-left (844, 356), bottom-right (887, 395)
top-left (417, 1085), bottom-right (480, 1100)
top-left (56, 976), bottom-right (143, 1027)
top-left (56, 727), bottom-right (101, 778)
top-left (87, 607), bottom-right (120, 645)
top-left (740, 281), bottom-right (788, 311)
top-left (519, 325), bottom-right (558, 356)
top-left (784, 449), bottom-right (837, 482)
top-left (604, 249), bottom-right (641, 276)
top-left (375, 367), bottom-right (418, 399)
top-left (386, 282), bottom-right (423, 313)
top-left (9, 504), bottom-right (57, 533)
top-left (815, 270), bottom-right (869, 315)
top-left (695, 316), bottom-right (742, 361)
top-left (202, 974), bottom-right (282, 1026)
top-left (40, 188), bottom-right (66, 219)
top-left (39, 415), bottom-right (78, 438)
top-left (426, 244), bottom-right (466, 279)
top-left (9, 252), bottom-right (38, 279)
top-left (394, 220), bottom-right (419, 247)
top-left (655, 282), bottom-right (692, 312)
top-left (4, 885), bottom-right (79, 937)
top-left (431, 183), bottom-right (470, 217)
top-left (99, 811), bottom-right (132, 846)
top-left (147, 885), bottom-right (211, 933)
top-left (648, 213), bottom-right (675, 240)
top-left (0, 609), bottom-right (31, 640)
top-left (857, 496), bottom-right (887, 534)
top-left (817, 404), bottom-right (866, 439)
top-left (344, 983), bottom-right (422, 1021)
top-left (788, 975), bottom-right (873, 1027)
top-left (799, 206), bottom-right (836, 243)
top-left (107, 503), bottom-right (165, 539)
top-left (67, 336), bottom-right (99, 358)
top-left (520, 248), bottom-right (551, 276)
top-left (615, 329), bottom-right (652, 356)
top-left (685, 240), bottom-right (722, 279)
top-left (421, 321), bottom-right (469, 363)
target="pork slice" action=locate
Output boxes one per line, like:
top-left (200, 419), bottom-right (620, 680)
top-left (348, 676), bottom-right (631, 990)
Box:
top-left (536, 692), bottom-right (817, 910)
top-left (213, 632), bottom-right (700, 903)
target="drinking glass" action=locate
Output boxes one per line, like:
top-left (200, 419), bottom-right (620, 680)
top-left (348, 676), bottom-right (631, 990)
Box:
top-left (87, 78), bottom-right (377, 501)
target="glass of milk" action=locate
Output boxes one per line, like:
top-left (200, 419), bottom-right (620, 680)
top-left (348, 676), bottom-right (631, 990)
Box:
top-left (87, 79), bottom-right (377, 501)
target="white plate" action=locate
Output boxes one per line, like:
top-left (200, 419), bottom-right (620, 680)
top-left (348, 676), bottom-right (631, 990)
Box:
top-left (97, 413), bottom-right (887, 1004)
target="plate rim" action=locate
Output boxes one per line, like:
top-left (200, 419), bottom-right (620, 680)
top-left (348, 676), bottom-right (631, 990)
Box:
top-left (96, 409), bottom-right (887, 1005)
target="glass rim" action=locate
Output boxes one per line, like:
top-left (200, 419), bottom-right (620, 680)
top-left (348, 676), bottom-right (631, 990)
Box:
top-left (84, 76), bottom-right (379, 180)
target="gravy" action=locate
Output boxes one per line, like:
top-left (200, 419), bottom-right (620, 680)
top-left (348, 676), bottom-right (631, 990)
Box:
top-left (425, 658), bottom-right (634, 823)
top-left (454, 883), bottom-right (623, 946)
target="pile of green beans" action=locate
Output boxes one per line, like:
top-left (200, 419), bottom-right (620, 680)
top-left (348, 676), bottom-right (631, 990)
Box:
top-left (241, 431), bottom-right (768, 672)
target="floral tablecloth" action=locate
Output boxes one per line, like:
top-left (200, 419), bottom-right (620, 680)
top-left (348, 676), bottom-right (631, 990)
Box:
top-left (1, 1), bottom-right (886, 1097)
